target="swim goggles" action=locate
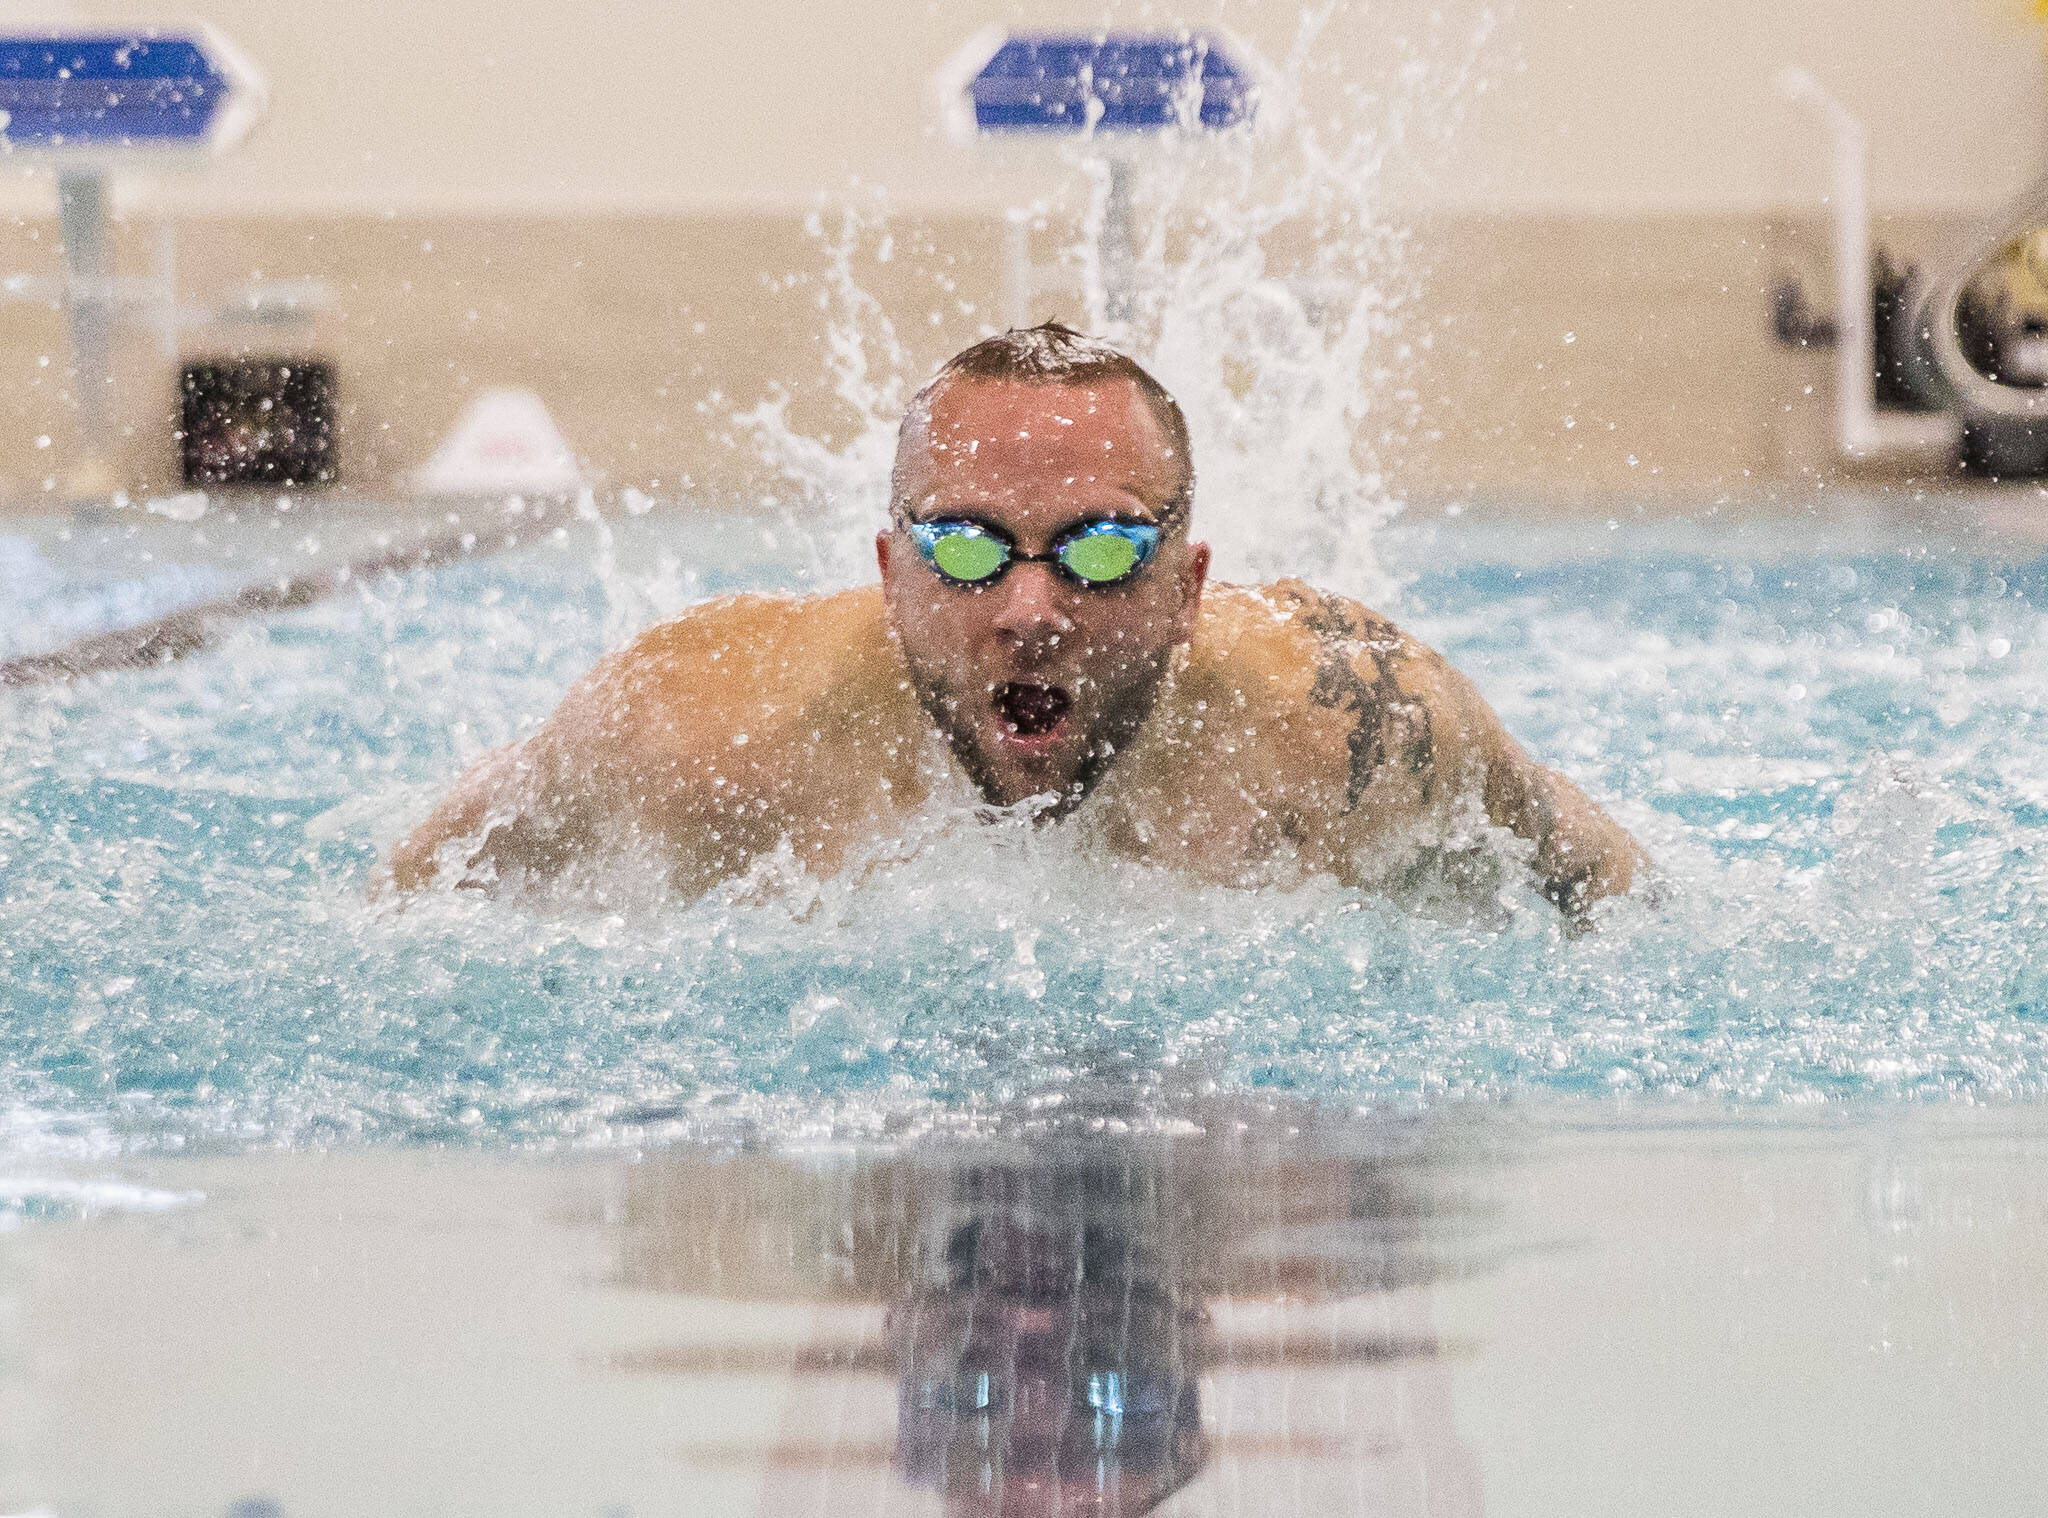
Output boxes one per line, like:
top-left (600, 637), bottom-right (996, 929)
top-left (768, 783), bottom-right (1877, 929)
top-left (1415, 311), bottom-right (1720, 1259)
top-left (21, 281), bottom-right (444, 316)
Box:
top-left (907, 517), bottom-right (1162, 588)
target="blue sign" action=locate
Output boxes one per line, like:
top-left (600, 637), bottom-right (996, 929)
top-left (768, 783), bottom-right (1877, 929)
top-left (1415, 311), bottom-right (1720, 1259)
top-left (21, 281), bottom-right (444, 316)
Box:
top-left (0, 34), bottom-right (239, 150)
top-left (969, 32), bottom-right (1255, 135)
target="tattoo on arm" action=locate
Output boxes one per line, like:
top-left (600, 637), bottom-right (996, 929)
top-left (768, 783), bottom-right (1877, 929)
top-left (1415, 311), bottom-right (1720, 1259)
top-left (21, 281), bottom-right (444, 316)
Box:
top-left (1294, 588), bottom-right (1434, 812)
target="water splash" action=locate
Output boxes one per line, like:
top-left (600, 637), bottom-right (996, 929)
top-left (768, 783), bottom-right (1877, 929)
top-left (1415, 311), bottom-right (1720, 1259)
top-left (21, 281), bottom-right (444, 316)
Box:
top-left (732, 199), bottom-right (914, 589)
top-left (9, 516), bottom-right (2048, 1152)
top-left (728, 0), bottom-right (1503, 604)
top-left (14, 2), bottom-right (2048, 1158)
top-left (1099, 2), bottom-right (1502, 596)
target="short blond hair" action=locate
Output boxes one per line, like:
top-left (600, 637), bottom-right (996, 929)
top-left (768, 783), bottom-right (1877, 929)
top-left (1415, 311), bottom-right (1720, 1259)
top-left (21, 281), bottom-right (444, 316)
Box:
top-left (891, 321), bottom-right (1193, 519)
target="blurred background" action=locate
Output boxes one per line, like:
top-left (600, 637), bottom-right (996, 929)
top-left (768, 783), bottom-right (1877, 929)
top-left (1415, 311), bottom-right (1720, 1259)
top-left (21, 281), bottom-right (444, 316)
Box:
top-left (0, 0), bottom-right (2042, 514)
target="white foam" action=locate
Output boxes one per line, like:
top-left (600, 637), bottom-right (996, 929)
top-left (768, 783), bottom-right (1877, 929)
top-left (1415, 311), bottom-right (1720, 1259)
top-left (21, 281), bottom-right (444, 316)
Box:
top-left (0, 1175), bottom-right (204, 1226)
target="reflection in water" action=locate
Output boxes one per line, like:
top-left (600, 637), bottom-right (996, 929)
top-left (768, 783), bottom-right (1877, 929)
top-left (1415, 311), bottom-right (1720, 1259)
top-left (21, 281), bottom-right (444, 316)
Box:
top-left (615, 1096), bottom-right (1490, 1515)
top-left (892, 1165), bottom-right (1207, 1514)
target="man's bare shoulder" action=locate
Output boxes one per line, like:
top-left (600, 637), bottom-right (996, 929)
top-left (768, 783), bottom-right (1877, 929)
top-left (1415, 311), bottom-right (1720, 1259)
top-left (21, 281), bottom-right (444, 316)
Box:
top-left (1187, 579), bottom-right (1645, 908)
top-left (1171, 579), bottom-right (1465, 814)
top-left (389, 587), bottom-right (908, 894)
top-left (1187, 579), bottom-right (1447, 707)
top-left (557, 585), bottom-right (898, 761)
top-left (1194, 578), bottom-right (1412, 655)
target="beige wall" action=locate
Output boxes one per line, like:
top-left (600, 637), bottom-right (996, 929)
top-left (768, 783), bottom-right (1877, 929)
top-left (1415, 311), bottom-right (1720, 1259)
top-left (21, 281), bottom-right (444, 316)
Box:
top-left (1, 0), bottom-right (2039, 217)
top-left (0, 204), bottom-right (1953, 509)
top-left (1445, 0), bottom-right (2048, 214)
top-left (0, 1), bottom-right (2039, 508)
top-left (1399, 210), bottom-right (1961, 501)
top-left (0, 210), bottom-right (1022, 505)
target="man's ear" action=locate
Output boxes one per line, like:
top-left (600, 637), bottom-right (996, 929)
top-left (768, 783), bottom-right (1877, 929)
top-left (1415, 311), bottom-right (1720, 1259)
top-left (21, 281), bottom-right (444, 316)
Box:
top-left (875, 529), bottom-right (892, 581)
top-left (1174, 540), bottom-right (1211, 643)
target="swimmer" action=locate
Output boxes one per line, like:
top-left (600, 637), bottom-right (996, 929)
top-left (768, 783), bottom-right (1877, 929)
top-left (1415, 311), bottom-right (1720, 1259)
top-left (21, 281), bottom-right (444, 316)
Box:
top-left (388, 322), bottom-right (1645, 915)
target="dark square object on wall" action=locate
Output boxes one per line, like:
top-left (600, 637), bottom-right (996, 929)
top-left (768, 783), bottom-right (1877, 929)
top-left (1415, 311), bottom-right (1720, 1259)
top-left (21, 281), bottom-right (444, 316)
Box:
top-left (180, 360), bottom-right (336, 488)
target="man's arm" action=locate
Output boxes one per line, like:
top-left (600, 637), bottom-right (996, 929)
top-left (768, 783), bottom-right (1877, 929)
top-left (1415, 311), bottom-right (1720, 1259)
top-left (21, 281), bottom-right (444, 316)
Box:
top-left (1419, 649), bottom-right (1646, 915)
top-left (1270, 581), bottom-right (1646, 916)
top-left (383, 697), bottom-right (607, 895)
top-left (384, 736), bottom-right (584, 893)
top-left (1463, 686), bottom-right (1645, 914)
top-left (381, 623), bottom-right (677, 894)
top-left (381, 590), bottom-right (883, 896)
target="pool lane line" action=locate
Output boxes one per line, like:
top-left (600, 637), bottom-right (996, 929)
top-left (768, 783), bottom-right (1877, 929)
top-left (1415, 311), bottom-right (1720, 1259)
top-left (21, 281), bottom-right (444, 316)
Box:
top-left (0, 530), bottom-right (479, 688)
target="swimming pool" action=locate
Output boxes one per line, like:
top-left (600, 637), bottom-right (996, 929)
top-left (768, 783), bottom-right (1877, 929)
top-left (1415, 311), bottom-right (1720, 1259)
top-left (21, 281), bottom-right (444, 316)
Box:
top-left (5, 491), bottom-right (2048, 1166)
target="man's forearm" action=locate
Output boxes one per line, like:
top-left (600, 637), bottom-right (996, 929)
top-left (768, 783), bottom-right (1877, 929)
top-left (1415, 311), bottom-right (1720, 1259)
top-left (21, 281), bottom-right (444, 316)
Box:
top-left (1522, 765), bottom-right (1645, 914)
top-left (1478, 735), bottom-right (1645, 916)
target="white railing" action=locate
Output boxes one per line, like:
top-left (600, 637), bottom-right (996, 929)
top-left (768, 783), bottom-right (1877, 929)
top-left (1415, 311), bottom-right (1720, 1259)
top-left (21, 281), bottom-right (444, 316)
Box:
top-left (1778, 67), bottom-right (1960, 461)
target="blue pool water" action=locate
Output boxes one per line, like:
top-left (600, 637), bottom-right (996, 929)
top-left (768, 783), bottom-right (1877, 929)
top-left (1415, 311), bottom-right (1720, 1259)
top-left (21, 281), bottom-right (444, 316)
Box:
top-left (5, 501), bottom-right (2048, 1154)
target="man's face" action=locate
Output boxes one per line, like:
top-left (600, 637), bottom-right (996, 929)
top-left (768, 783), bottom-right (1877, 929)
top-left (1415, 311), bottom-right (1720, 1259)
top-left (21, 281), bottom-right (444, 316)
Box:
top-left (878, 377), bottom-right (1209, 814)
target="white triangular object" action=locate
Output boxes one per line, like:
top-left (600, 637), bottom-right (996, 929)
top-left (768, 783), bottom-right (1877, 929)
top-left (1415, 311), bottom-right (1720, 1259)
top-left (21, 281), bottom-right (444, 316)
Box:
top-left (409, 388), bottom-right (587, 496)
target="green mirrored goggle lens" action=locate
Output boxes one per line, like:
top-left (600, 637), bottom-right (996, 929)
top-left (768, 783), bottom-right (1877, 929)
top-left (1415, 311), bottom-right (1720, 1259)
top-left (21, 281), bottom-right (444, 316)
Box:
top-left (911, 518), bottom-right (1161, 588)
top-left (1057, 530), bottom-right (1142, 584)
top-left (930, 529), bottom-right (1009, 582)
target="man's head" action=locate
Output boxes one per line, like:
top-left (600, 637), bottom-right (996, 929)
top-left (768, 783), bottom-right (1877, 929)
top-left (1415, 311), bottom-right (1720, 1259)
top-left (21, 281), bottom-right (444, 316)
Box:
top-left (878, 323), bottom-right (1210, 815)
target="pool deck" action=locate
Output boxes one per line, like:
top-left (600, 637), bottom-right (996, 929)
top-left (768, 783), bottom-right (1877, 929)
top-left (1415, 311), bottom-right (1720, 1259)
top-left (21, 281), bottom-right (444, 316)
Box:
top-left (4, 1105), bottom-right (2044, 1516)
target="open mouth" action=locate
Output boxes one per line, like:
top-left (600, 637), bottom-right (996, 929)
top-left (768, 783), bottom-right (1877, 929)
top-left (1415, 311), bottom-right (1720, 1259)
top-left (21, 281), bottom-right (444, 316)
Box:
top-left (993, 681), bottom-right (1072, 739)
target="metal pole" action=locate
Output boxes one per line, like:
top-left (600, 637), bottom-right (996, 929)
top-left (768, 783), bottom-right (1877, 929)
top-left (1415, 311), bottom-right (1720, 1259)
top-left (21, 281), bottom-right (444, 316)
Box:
top-left (1004, 208), bottom-right (1032, 327)
top-left (1777, 67), bottom-right (1958, 460)
top-left (1101, 156), bottom-right (1136, 326)
top-left (154, 214), bottom-right (180, 359)
top-left (57, 167), bottom-right (115, 493)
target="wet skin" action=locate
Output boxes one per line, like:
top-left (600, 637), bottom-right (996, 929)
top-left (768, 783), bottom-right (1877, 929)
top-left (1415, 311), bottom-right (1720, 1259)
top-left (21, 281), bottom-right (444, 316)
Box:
top-left (389, 377), bottom-right (1646, 915)
top-left (879, 376), bottom-right (1208, 817)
